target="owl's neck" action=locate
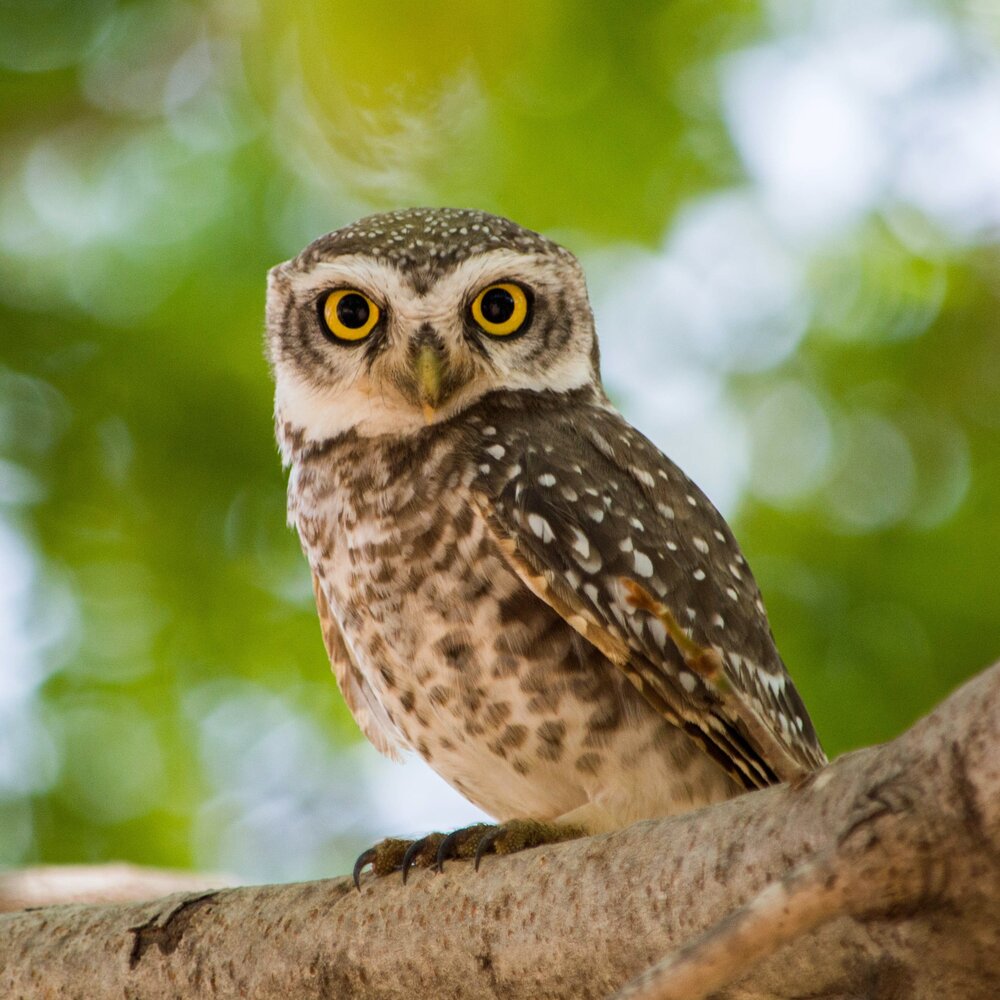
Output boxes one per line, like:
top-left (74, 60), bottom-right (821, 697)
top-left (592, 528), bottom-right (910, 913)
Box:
top-left (275, 377), bottom-right (608, 466)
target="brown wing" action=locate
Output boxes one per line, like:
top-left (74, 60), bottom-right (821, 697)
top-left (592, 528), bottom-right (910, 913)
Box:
top-left (311, 571), bottom-right (406, 761)
top-left (469, 399), bottom-right (826, 787)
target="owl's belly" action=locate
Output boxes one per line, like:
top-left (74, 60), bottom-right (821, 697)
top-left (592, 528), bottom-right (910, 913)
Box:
top-left (320, 498), bottom-right (739, 829)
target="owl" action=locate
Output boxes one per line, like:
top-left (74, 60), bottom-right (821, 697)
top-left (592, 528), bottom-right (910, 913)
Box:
top-left (265, 208), bottom-right (826, 883)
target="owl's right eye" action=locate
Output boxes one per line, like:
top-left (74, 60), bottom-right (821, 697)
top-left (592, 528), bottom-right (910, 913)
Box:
top-left (320, 289), bottom-right (381, 342)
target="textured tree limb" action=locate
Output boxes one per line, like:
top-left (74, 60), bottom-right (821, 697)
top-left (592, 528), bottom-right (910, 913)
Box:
top-left (2, 661), bottom-right (998, 1000)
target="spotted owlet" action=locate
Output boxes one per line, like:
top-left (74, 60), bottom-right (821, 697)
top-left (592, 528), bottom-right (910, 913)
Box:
top-left (266, 208), bottom-right (825, 882)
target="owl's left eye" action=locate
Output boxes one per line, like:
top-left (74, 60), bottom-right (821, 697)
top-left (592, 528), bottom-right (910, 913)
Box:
top-left (471, 282), bottom-right (530, 337)
top-left (320, 289), bottom-right (381, 342)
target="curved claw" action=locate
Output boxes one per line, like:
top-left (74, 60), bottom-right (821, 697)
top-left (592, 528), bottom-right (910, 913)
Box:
top-left (400, 837), bottom-right (431, 885)
top-left (474, 828), bottom-right (503, 872)
top-left (353, 847), bottom-right (377, 891)
top-left (434, 829), bottom-right (465, 874)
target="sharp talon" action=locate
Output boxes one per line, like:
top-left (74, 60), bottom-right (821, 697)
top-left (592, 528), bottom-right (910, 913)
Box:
top-left (434, 829), bottom-right (463, 873)
top-left (474, 829), bottom-right (502, 872)
top-left (400, 838), bottom-right (428, 885)
top-left (353, 848), bottom-right (376, 890)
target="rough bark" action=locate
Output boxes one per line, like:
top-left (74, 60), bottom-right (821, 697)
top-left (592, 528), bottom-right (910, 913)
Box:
top-left (2, 661), bottom-right (998, 1000)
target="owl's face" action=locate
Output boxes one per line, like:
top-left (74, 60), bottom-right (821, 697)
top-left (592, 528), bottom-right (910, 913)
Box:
top-left (266, 208), bottom-right (601, 444)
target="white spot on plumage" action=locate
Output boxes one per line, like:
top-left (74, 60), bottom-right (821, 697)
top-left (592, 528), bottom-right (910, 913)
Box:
top-left (482, 425), bottom-right (497, 436)
top-left (679, 671), bottom-right (697, 693)
top-left (538, 473), bottom-right (557, 487)
top-left (619, 537), bottom-right (634, 553)
top-left (685, 607), bottom-right (696, 620)
top-left (630, 517), bottom-right (644, 531)
top-left (631, 466), bottom-right (655, 488)
top-left (762, 672), bottom-right (787, 696)
top-left (486, 444), bottom-right (506, 460)
top-left (755, 598), bottom-right (766, 614)
top-left (583, 582), bottom-right (600, 603)
top-left (479, 463), bottom-right (491, 474)
top-left (588, 507), bottom-right (605, 523)
top-left (528, 513), bottom-right (554, 542)
top-left (561, 486), bottom-right (578, 501)
top-left (714, 530), bottom-right (726, 543)
top-left (686, 494), bottom-right (698, 507)
top-left (712, 613), bottom-right (725, 629)
top-left (633, 551), bottom-right (654, 578)
top-left (657, 502), bottom-right (675, 519)
top-left (666, 541), bottom-right (678, 551)
top-left (570, 527), bottom-right (602, 574)
top-left (693, 537), bottom-right (709, 554)
top-left (729, 563), bottom-right (742, 580)
top-left (565, 568), bottom-right (581, 589)
top-left (649, 617), bottom-right (667, 648)
top-left (726, 587), bottom-right (739, 601)
top-left (692, 568), bottom-right (706, 581)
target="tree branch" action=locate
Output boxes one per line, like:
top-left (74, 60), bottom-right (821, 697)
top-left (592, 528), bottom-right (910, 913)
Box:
top-left (2, 662), bottom-right (999, 999)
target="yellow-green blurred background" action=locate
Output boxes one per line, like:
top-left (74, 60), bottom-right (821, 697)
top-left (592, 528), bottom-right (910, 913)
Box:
top-left (1, 0), bottom-right (998, 882)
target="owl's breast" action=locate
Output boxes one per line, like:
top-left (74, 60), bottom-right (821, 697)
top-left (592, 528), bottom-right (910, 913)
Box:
top-left (289, 429), bottom-right (736, 824)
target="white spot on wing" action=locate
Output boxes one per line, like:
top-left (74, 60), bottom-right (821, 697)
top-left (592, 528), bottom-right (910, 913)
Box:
top-left (570, 527), bottom-right (602, 574)
top-left (693, 537), bottom-right (709, 554)
top-left (486, 444), bottom-right (506, 460)
top-left (692, 568), bottom-right (706, 581)
top-left (649, 617), bottom-right (667, 648)
top-left (538, 473), bottom-right (556, 487)
top-left (528, 513), bottom-right (554, 543)
top-left (633, 551), bottom-right (654, 577)
top-left (631, 466), bottom-right (656, 488)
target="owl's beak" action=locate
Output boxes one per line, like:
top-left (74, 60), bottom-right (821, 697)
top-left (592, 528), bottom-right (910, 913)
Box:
top-left (414, 342), bottom-right (446, 424)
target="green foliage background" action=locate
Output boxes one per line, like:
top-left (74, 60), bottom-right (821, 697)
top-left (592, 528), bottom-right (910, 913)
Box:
top-left (0, 0), bottom-right (997, 880)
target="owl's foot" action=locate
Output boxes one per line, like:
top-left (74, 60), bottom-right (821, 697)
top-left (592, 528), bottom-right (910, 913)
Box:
top-left (351, 820), bottom-right (585, 888)
top-left (469, 818), bottom-right (586, 870)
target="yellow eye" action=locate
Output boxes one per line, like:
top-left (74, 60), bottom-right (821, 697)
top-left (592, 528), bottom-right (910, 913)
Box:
top-left (321, 289), bottom-right (381, 342)
top-left (471, 282), bottom-right (529, 337)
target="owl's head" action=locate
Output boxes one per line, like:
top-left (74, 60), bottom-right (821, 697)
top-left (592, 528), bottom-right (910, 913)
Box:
top-left (266, 208), bottom-right (602, 448)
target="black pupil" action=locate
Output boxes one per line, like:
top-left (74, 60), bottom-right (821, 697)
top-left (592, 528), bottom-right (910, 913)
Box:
top-left (336, 293), bottom-right (370, 329)
top-left (481, 287), bottom-right (515, 324)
